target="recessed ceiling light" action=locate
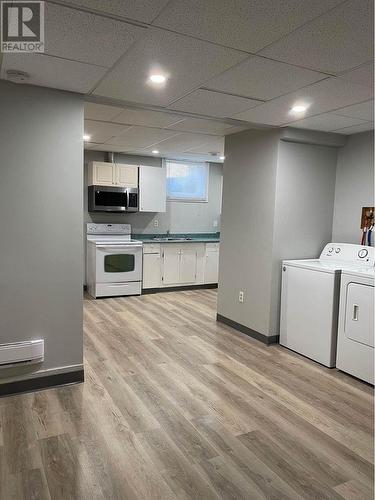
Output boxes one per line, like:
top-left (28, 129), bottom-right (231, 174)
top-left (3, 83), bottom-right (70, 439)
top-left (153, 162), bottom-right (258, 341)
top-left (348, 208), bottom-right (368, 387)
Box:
top-left (219, 155), bottom-right (225, 160)
top-left (83, 134), bottom-right (91, 141)
top-left (152, 149), bottom-right (160, 154)
top-left (149, 74), bottom-right (166, 84)
top-left (289, 104), bottom-right (309, 114)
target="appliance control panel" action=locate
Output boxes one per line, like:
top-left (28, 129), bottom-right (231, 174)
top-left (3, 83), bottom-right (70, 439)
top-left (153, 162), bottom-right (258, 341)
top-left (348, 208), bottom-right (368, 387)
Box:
top-left (87, 223), bottom-right (131, 235)
top-left (320, 243), bottom-right (375, 266)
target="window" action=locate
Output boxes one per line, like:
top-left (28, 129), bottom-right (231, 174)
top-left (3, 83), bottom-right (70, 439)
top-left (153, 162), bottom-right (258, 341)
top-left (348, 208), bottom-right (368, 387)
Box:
top-left (166, 160), bottom-right (208, 202)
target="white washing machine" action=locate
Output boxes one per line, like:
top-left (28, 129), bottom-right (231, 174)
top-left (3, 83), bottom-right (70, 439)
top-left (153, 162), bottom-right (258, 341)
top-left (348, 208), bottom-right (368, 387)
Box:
top-left (280, 243), bottom-right (374, 367)
top-left (336, 266), bottom-right (374, 384)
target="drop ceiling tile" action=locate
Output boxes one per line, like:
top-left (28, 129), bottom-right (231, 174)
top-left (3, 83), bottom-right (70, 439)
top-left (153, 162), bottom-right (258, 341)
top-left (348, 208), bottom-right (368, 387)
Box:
top-left (0, 53), bottom-right (106, 93)
top-left (168, 89), bottom-right (260, 118)
top-left (205, 55), bottom-right (326, 100)
top-left (339, 62), bottom-right (374, 88)
top-left (85, 143), bottom-right (131, 152)
top-left (84, 142), bottom-right (102, 150)
top-left (45, 3), bottom-right (145, 68)
top-left (334, 122), bottom-right (374, 134)
top-left (232, 78), bottom-right (374, 126)
top-left (220, 125), bottom-right (254, 136)
top-left (93, 28), bottom-right (248, 106)
top-left (167, 117), bottom-right (238, 135)
top-left (184, 136), bottom-right (225, 154)
top-left (84, 102), bottom-right (124, 121)
top-left (58, 0), bottom-right (171, 23)
top-left (113, 108), bottom-right (184, 127)
top-left (287, 113), bottom-right (367, 132)
top-left (153, 0), bottom-right (342, 52)
top-left (106, 126), bottom-right (178, 148)
top-left (149, 132), bottom-right (210, 153)
top-left (84, 120), bottom-right (130, 143)
top-left (332, 100), bottom-right (374, 121)
top-left (260, 0), bottom-right (374, 74)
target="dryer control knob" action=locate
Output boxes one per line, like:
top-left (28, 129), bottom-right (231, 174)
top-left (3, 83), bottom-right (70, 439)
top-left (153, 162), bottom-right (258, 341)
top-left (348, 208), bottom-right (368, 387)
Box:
top-left (335, 248), bottom-right (341, 253)
top-left (358, 249), bottom-right (368, 258)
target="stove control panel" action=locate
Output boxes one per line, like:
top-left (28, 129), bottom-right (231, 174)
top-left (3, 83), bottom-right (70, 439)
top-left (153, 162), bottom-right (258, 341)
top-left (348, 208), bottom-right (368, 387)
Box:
top-left (87, 223), bottom-right (131, 235)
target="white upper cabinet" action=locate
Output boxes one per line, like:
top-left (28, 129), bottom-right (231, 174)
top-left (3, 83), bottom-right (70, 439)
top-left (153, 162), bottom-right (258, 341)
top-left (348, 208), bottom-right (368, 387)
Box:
top-left (88, 161), bottom-right (115, 186)
top-left (88, 161), bottom-right (138, 188)
top-left (116, 164), bottom-right (138, 188)
top-left (139, 165), bottom-right (166, 212)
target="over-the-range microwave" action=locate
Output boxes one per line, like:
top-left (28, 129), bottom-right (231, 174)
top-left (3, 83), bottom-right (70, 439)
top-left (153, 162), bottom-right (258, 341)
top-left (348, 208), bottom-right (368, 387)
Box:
top-left (88, 185), bottom-right (138, 213)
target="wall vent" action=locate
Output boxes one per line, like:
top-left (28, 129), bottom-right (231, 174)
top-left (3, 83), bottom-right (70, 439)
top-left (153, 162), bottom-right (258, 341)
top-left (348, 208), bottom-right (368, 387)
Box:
top-left (0, 339), bottom-right (44, 367)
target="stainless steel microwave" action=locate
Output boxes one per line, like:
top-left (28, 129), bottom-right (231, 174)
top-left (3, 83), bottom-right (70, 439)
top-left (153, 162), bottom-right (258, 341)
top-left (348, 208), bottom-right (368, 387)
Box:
top-left (88, 185), bottom-right (138, 213)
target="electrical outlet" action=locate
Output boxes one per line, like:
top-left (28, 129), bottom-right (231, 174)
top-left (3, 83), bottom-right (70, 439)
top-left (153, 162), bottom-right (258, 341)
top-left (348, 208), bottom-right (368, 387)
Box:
top-left (239, 291), bottom-right (244, 303)
top-left (213, 220), bottom-right (218, 228)
top-left (153, 219), bottom-right (159, 227)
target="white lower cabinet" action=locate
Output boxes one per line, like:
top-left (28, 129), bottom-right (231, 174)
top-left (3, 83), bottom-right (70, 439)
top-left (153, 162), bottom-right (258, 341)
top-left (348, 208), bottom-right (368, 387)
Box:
top-left (162, 245), bottom-right (181, 285)
top-left (179, 245), bottom-right (199, 284)
top-left (142, 242), bottom-right (219, 289)
top-left (205, 243), bottom-right (220, 284)
top-left (162, 244), bottom-right (203, 286)
top-left (143, 253), bottom-right (161, 288)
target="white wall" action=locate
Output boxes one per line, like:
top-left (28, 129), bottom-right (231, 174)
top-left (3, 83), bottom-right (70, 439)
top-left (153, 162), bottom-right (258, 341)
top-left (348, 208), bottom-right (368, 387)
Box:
top-left (84, 150), bottom-right (222, 234)
top-left (0, 81), bottom-right (84, 382)
top-left (270, 140), bottom-right (338, 334)
top-left (217, 129), bottom-right (280, 337)
top-left (218, 129), bottom-right (339, 339)
top-left (332, 131), bottom-right (374, 244)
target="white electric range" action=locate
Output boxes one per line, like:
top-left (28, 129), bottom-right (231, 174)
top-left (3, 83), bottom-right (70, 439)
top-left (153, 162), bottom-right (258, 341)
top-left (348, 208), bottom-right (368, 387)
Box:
top-left (86, 223), bottom-right (143, 298)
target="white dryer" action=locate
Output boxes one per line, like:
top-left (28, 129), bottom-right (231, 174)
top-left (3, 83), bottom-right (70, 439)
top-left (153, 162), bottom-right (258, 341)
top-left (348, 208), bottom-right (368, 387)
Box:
top-left (336, 265), bottom-right (374, 384)
top-left (280, 243), bottom-right (374, 368)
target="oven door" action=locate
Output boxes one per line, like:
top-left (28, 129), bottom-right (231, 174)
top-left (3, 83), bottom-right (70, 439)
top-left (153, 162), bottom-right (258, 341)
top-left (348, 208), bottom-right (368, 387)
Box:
top-left (95, 244), bottom-right (142, 283)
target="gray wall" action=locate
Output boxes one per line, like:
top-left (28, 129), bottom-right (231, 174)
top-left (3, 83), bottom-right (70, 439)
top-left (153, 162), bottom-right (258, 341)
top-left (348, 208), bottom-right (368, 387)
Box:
top-left (332, 131), bottom-right (374, 243)
top-left (217, 129), bottom-right (280, 336)
top-left (218, 129), bottom-right (338, 338)
top-left (0, 81), bottom-right (84, 382)
top-left (84, 150), bottom-right (222, 234)
top-left (269, 140), bottom-right (338, 335)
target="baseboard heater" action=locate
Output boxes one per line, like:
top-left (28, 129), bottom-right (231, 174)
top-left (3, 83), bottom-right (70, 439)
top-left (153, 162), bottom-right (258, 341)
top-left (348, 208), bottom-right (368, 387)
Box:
top-left (0, 339), bottom-right (44, 367)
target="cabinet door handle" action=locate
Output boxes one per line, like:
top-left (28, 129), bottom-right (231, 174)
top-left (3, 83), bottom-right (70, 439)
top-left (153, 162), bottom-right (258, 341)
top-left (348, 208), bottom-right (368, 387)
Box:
top-left (352, 304), bottom-right (359, 321)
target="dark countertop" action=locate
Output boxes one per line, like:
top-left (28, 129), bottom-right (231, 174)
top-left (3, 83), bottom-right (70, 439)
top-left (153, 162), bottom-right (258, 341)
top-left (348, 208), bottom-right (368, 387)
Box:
top-left (133, 233), bottom-right (220, 243)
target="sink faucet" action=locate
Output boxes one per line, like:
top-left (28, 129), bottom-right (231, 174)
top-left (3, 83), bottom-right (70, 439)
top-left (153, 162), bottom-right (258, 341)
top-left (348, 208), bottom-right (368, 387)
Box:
top-left (166, 229), bottom-right (170, 237)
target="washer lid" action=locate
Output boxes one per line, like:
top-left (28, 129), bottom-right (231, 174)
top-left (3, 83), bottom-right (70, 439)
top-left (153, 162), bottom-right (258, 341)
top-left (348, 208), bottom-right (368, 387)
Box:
top-left (282, 259), bottom-right (342, 273)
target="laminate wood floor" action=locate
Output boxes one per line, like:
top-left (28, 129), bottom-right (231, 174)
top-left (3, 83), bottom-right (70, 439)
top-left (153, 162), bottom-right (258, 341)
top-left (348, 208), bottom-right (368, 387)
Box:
top-left (0, 290), bottom-right (373, 499)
